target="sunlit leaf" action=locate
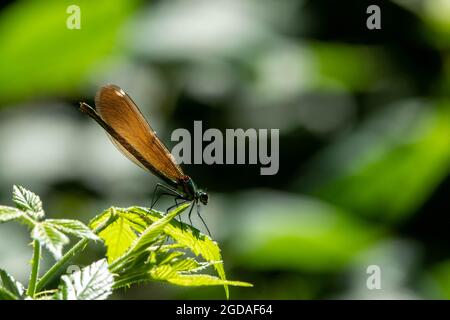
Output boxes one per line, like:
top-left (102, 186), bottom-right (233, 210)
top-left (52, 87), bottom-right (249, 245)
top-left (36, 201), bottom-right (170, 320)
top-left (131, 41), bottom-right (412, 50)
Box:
top-left (90, 207), bottom-right (154, 263)
top-left (115, 256), bottom-right (251, 290)
top-left (101, 205), bottom-right (251, 297)
top-left (46, 219), bottom-right (98, 241)
top-left (0, 269), bottom-right (25, 300)
top-left (31, 222), bottom-right (69, 260)
top-left (90, 204), bottom-right (188, 263)
top-left (168, 274), bottom-right (252, 287)
top-left (55, 259), bottom-right (113, 300)
top-left (12, 185), bottom-right (44, 219)
top-left (131, 206), bottom-right (230, 298)
top-left (150, 265), bottom-right (252, 287)
top-left (158, 250), bottom-right (186, 266)
top-left (0, 206), bottom-right (23, 223)
top-left (129, 203), bottom-right (190, 255)
top-left (171, 257), bottom-right (201, 272)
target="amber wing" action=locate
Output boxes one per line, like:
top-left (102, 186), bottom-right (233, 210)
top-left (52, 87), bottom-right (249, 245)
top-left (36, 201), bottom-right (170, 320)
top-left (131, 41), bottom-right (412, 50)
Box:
top-left (94, 84), bottom-right (185, 184)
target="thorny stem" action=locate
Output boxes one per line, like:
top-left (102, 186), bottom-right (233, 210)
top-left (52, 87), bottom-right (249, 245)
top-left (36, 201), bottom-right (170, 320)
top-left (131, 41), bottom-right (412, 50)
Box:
top-left (26, 239), bottom-right (41, 298)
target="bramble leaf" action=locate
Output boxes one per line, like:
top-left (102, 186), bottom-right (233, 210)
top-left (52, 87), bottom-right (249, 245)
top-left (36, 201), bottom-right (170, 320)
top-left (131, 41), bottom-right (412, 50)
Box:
top-left (12, 185), bottom-right (44, 219)
top-left (0, 269), bottom-right (25, 300)
top-left (90, 208), bottom-right (144, 263)
top-left (46, 219), bottom-right (99, 241)
top-left (31, 222), bottom-right (69, 260)
top-left (0, 206), bottom-right (23, 223)
top-left (55, 259), bottom-right (113, 300)
top-left (166, 274), bottom-right (253, 288)
top-left (130, 206), bottom-right (230, 298)
top-left (129, 203), bottom-right (190, 255)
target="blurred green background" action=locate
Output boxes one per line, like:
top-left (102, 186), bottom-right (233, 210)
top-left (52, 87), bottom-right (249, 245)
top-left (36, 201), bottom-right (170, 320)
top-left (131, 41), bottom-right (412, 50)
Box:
top-left (0, 0), bottom-right (449, 299)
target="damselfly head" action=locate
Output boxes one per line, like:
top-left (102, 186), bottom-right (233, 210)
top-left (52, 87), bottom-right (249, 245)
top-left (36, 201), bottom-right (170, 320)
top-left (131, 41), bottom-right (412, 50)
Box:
top-left (197, 191), bottom-right (208, 205)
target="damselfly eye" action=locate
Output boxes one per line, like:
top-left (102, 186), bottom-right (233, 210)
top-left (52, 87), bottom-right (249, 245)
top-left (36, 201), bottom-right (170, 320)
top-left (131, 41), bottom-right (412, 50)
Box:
top-left (199, 192), bottom-right (208, 205)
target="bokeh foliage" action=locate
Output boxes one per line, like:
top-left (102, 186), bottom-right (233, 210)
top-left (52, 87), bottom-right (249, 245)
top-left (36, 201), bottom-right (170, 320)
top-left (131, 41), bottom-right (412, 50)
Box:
top-left (0, 0), bottom-right (448, 299)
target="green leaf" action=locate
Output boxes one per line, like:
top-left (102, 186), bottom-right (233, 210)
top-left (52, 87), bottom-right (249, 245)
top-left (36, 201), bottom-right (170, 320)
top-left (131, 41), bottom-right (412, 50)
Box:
top-left (12, 185), bottom-right (44, 220)
top-left (171, 257), bottom-right (202, 272)
top-left (95, 204), bottom-right (250, 298)
top-left (55, 259), bottom-right (113, 300)
top-left (158, 250), bottom-right (186, 266)
top-left (46, 219), bottom-right (99, 241)
top-left (32, 222), bottom-right (69, 260)
top-left (115, 253), bottom-right (252, 291)
top-left (0, 269), bottom-right (25, 300)
top-left (129, 203), bottom-right (190, 255)
top-left (152, 251), bottom-right (206, 273)
top-left (0, 287), bottom-right (17, 300)
top-left (96, 204), bottom-right (189, 265)
top-left (168, 274), bottom-right (252, 287)
top-left (0, 0), bottom-right (140, 104)
top-left (131, 206), bottom-right (230, 298)
top-left (0, 206), bottom-right (23, 223)
top-left (150, 266), bottom-right (252, 287)
top-left (90, 208), bottom-right (144, 263)
top-left (90, 208), bottom-right (149, 233)
top-left (150, 264), bottom-right (178, 280)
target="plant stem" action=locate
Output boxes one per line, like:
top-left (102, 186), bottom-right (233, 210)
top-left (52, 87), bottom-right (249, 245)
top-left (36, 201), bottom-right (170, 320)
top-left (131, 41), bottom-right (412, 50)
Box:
top-left (26, 239), bottom-right (41, 298)
top-left (35, 212), bottom-right (116, 292)
top-left (35, 237), bottom-right (88, 292)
